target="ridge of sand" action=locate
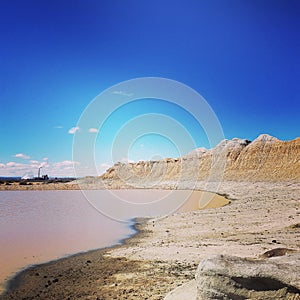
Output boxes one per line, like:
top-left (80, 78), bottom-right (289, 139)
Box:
top-left (100, 134), bottom-right (300, 184)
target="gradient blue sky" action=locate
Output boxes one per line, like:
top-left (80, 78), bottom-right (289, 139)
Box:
top-left (0, 0), bottom-right (299, 177)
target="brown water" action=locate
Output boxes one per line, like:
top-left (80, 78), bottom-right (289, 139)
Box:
top-left (0, 189), bottom-right (228, 292)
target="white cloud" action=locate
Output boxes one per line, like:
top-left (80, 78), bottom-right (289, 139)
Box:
top-left (54, 125), bottom-right (63, 129)
top-left (15, 153), bottom-right (31, 159)
top-left (30, 160), bottom-right (39, 164)
top-left (39, 161), bottom-right (48, 168)
top-left (68, 126), bottom-right (80, 134)
top-left (53, 160), bottom-right (79, 167)
top-left (43, 157), bottom-right (48, 161)
top-left (112, 90), bottom-right (134, 97)
top-left (7, 161), bottom-right (24, 167)
top-left (88, 128), bottom-right (98, 133)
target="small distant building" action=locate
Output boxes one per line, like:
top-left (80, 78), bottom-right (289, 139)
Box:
top-left (42, 174), bottom-right (49, 180)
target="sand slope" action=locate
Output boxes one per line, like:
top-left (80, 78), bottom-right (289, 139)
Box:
top-left (100, 134), bottom-right (300, 186)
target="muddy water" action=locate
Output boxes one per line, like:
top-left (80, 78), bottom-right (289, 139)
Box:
top-left (0, 189), bottom-right (228, 292)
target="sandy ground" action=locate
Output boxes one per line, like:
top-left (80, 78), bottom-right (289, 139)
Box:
top-left (1, 181), bottom-right (299, 299)
top-left (109, 181), bottom-right (300, 263)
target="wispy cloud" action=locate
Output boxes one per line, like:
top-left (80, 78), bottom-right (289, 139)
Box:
top-left (30, 160), bottom-right (39, 164)
top-left (54, 125), bottom-right (63, 129)
top-left (39, 162), bottom-right (49, 168)
top-left (14, 153), bottom-right (31, 159)
top-left (112, 90), bottom-right (134, 97)
top-left (89, 128), bottom-right (98, 133)
top-left (6, 161), bottom-right (24, 167)
top-left (53, 160), bottom-right (79, 167)
top-left (68, 126), bottom-right (80, 134)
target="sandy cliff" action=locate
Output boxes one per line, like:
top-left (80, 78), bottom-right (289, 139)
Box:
top-left (100, 134), bottom-right (300, 185)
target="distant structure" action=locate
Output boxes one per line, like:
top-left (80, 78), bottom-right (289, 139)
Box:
top-left (38, 167), bottom-right (42, 178)
top-left (35, 167), bottom-right (48, 181)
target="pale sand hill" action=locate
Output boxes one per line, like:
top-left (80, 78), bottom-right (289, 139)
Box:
top-left (100, 134), bottom-right (300, 187)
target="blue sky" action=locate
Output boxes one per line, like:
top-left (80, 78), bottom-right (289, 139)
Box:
top-left (0, 0), bottom-right (299, 177)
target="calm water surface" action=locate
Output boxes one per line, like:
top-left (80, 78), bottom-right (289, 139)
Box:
top-left (0, 189), bottom-right (224, 291)
top-left (0, 190), bottom-right (132, 291)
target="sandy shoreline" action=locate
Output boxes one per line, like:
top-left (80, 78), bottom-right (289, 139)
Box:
top-left (1, 181), bottom-right (299, 299)
top-left (0, 219), bottom-right (198, 300)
